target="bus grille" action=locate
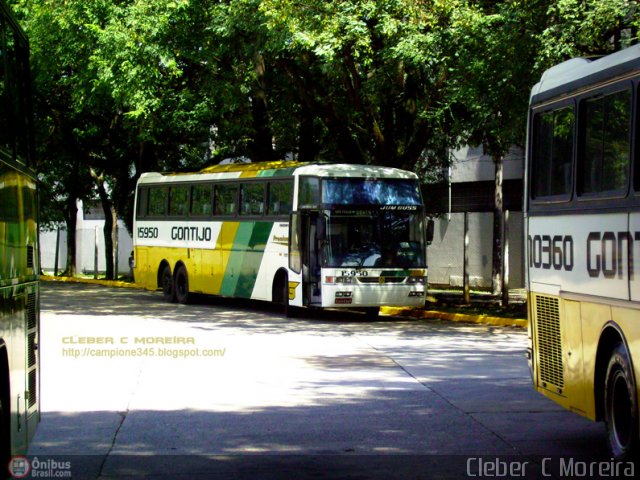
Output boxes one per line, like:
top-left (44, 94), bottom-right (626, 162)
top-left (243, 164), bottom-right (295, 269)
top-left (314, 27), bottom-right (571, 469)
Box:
top-left (357, 277), bottom-right (406, 284)
top-left (535, 295), bottom-right (564, 389)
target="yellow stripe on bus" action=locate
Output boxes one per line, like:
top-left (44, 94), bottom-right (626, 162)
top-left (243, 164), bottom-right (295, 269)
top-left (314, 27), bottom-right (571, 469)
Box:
top-left (211, 222), bottom-right (240, 294)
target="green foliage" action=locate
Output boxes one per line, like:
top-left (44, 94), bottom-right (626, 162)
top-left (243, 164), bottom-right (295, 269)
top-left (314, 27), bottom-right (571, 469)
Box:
top-left (8, 0), bottom-right (640, 240)
top-left (539, 0), bottom-right (639, 67)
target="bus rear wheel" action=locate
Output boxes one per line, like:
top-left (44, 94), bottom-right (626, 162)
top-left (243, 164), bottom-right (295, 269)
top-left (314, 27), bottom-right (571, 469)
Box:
top-left (161, 265), bottom-right (176, 303)
top-left (604, 342), bottom-right (639, 461)
top-left (174, 265), bottom-right (190, 305)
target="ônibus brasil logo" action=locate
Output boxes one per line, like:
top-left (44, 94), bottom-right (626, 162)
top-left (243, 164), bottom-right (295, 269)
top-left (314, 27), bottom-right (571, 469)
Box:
top-left (7, 456), bottom-right (30, 478)
top-left (7, 456), bottom-right (72, 478)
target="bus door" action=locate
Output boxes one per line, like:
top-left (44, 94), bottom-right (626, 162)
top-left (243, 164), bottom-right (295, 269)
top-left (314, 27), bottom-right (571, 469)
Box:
top-left (301, 212), bottom-right (323, 306)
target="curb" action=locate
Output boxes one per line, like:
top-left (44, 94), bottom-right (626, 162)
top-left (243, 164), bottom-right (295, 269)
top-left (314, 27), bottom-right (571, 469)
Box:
top-left (40, 275), bottom-right (527, 328)
top-left (40, 275), bottom-right (145, 290)
top-left (381, 306), bottom-right (527, 329)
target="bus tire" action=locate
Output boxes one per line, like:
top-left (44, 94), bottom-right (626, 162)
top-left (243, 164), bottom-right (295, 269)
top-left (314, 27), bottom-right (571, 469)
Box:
top-left (161, 265), bottom-right (176, 303)
top-left (604, 341), bottom-right (639, 461)
top-left (174, 265), bottom-right (190, 305)
top-left (360, 307), bottom-right (380, 319)
top-left (273, 272), bottom-right (296, 318)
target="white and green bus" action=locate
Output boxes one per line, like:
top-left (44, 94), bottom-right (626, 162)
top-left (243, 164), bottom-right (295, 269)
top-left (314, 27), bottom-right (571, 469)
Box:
top-left (0, 0), bottom-right (39, 471)
top-left (133, 161), bottom-right (429, 316)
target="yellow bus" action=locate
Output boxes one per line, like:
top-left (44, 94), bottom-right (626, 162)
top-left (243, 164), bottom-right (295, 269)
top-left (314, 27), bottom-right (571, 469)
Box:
top-left (526, 44), bottom-right (640, 459)
top-left (0, 0), bottom-right (40, 472)
top-left (133, 161), bottom-right (429, 316)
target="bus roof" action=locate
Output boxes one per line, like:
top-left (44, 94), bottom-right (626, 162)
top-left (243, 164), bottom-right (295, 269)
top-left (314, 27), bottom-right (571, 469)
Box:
top-left (138, 162), bottom-right (418, 184)
top-left (531, 44), bottom-right (640, 105)
top-left (293, 163), bottom-right (417, 180)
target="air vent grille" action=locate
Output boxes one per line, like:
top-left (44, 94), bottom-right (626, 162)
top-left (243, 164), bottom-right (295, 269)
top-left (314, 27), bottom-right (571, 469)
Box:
top-left (28, 370), bottom-right (37, 407)
top-left (27, 293), bottom-right (37, 330)
top-left (535, 295), bottom-right (564, 389)
top-left (27, 245), bottom-right (34, 269)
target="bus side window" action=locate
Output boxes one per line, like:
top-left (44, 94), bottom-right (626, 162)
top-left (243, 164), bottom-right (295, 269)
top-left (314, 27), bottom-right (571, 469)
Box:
top-left (148, 187), bottom-right (168, 217)
top-left (136, 187), bottom-right (148, 219)
top-left (240, 183), bottom-right (265, 216)
top-left (268, 182), bottom-right (293, 216)
top-left (532, 106), bottom-right (575, 199)
top-left (214, 183), bottom-right (238, 216)
top-left (579, 89), bottom-right (631, 195)
top-left (169, 185), bottom-right (189, 217)
top-left (191, 184), bottom-right (212, 217)
top-left (299, 177), bottom-right (320, 208)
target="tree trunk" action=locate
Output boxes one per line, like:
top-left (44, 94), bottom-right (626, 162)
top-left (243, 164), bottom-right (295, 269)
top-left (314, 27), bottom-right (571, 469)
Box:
top-left (63, 196), bottom-right (78, 276)
top-left (92, 170), bottom-right (116, 280)
top-left (492, 155), bottom-right (504, 296)
top-left (298, 103), bottom-right (316, 162)
top-left (250, 52), bottom-right (276, 161)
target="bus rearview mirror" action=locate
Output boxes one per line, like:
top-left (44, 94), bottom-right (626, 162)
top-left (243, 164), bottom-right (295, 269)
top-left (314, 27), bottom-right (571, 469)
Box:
top-left (426, 219), bottom-right (434, 245)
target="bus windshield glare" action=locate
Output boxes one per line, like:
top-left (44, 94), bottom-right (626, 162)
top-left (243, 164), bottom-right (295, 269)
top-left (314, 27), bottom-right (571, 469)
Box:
top-left (322, 178), bottom-right (422, 205)
top-left (324, 212), bottom-right (425, 268)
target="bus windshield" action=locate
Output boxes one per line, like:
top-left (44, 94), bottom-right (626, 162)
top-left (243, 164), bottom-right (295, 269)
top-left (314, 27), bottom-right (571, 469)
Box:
top-left (324, 211), bottom-right (425, 268)
top-left (322, 178), bottom-right (422, 205)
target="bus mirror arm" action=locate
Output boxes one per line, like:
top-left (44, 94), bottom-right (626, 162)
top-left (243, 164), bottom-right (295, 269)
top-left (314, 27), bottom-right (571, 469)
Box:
top-left (426, 219), bottom-right (434, 245)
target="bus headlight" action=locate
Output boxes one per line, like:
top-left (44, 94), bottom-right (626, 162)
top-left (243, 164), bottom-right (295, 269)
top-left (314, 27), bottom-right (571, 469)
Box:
top-left (407, 276), bottom-right (426, 285)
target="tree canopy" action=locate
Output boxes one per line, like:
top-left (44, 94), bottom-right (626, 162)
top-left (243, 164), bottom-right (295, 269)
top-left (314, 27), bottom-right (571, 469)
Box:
top-left (7, 0), bottom-right (639, 275)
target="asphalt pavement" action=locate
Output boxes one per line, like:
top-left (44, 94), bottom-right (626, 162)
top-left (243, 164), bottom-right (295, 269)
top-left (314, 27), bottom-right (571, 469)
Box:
top-left (24, 281), bottom-right (614, 479)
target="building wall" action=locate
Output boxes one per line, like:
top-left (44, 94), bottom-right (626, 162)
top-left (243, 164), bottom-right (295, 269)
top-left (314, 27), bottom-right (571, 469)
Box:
top-left (39, 223), bottom-right (133, 275)
top-left (39, 200), bottom-right (133, 276)
top-left (427, 212), bottom-right (524, 289)
top-left (425, 145), bottom-right (525, 289)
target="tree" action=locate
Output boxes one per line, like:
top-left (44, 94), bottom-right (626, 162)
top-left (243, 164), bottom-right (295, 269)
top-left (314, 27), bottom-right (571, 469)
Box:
top-left (538, 0), bottom-right (639, 66)
top-left (12, 0), bottom-right (218, 277)
top-left (447, 1), bottom-right (549, 297)
top-left (259, 0), bottom-right (463, 171)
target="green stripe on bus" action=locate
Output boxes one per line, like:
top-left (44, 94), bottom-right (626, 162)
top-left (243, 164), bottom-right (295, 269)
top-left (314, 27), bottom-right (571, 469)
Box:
top-left (256, 167), bottom-right (298, 178)
top-left (219, 222), bottom-right (274, 298)
top-left (219, 223), bottom-right (252, 296)
top-left (234, 222), bottom-right (274, 298)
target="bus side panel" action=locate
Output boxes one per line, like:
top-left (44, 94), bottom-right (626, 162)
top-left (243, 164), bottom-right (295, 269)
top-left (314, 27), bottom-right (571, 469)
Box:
top-left (561, 299), bottom-right (589, 416)
top-left (530, 291), bottom-right (594, 420)
top-left (208, 222), bottom-right (239, 295)
top-left (219, 222), bottom-right (273, 299)
top-left (577, 301), bottom-right (613, 420)
top-left (4, 290), bottom-right (28, 455)
top-left (252, 222), bottom-right (289, 301)
top-left (133, 247), bottom-right (153, 290)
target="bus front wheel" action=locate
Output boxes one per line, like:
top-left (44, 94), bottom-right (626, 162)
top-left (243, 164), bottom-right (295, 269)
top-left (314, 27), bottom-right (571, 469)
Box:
top-left (161, 265), bottom-right (176, 303)
top-left (273, 273), bottom-right (296, 318)
top-left (604, 342), bottom-right (639, 461)
top-left (174, 265), bottom-right (190, 305)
